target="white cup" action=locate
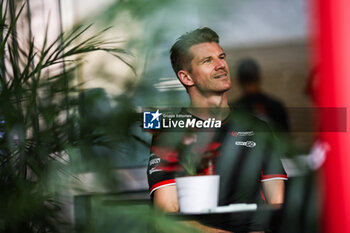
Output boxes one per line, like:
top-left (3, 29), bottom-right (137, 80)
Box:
top-left (175, 175), bottom-right (220, 213)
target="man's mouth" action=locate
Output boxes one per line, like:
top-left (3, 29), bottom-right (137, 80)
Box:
top-left (214, 73), bottom-right (228, 79)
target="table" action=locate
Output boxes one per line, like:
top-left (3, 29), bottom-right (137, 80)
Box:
top-left (168, 204), bottom-right (283, 232)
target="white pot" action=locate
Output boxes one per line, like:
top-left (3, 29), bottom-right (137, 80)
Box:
top-left (175, 175), bottom-right (220, 213)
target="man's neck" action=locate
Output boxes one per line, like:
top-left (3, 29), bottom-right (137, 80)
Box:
top-left (187, 93), bottom-right (230, 120)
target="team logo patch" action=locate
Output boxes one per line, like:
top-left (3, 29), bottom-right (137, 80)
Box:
top-left (143, 109), bottom-right (162, 129)
top-left (235, 141), bottom-right (256, 148)
top-left (232, 131), bottom-right (255, 137)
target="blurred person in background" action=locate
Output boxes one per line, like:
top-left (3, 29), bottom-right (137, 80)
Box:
top-left (231, 58), bottom-right (290, 132)
top-left (147, 28), bottom-right (287, 233)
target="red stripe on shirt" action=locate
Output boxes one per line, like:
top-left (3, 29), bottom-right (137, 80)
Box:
top-left (149, 179), bottom-right (176, 194)
top-left (151, 146), bottom-right (179, 162)
top-left (157, 163), bottom-right (182, 172)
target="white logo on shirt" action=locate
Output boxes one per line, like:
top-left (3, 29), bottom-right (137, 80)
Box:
top-left (149, 167), bottom-right (162, 174)
top-left (149, 158), bottom-right (161, 166)
top-left (235, 141), bottom-right (256, 148)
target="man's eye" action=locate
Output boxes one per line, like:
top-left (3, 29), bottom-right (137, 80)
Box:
top-left (220, 55), bottom-right (226, 60)
top-left (203, 59), bottom-right (210, 63)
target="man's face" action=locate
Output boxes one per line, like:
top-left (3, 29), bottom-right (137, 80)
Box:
top-left (187, 42), bottom-right (231, 94)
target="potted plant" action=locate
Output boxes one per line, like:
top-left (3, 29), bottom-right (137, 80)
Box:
top-left (175, 132), bottom-right (220, 213)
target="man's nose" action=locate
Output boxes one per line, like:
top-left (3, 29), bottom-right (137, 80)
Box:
top-left (214, 58), bottom-right (225, 70)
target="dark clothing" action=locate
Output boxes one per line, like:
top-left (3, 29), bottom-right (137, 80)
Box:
top-left (232, 93), bottom-right (289, 132)
top-left (147, 109), bottom-right (287, 205)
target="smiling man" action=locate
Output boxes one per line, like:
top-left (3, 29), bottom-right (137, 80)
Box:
top-left (147, 28), bottom-right (287, 233)
top-left (171, 28), bottom-right (231, 115)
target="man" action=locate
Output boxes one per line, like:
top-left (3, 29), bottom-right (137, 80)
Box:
top-left (147, 28), bottom-right (287, 232)
top-left (231, 58), bottom-right (289, 132)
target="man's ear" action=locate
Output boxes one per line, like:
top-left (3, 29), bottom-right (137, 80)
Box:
top-left (178, 70), bottom-right (194, 87)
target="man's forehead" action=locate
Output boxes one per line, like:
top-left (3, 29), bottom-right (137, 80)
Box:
top-left (189, 42), bottom-right (224, 59)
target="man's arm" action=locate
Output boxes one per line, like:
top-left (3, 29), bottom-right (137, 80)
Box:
top-left (153, 186), bottom-right (232, 233)
top-left (153, 185), bottom-right (179, 212)
top-left (261, 179), bottom-right (285, 204)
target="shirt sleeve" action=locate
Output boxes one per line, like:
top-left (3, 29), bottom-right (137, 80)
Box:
top-left (260, 131), bottom-right (288, 182)
top-left (147, 132), bottom-right (183, 195)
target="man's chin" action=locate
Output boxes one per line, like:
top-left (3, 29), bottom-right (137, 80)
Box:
top-left (221, 83), bottom-right (232, 92)
top-left (212, 86), bottom-right (231, 94)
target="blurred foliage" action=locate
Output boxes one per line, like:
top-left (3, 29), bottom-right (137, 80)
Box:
top-left (0, 0), bottom-right (200, 232)
top-left (0, 0), bottom-right (125, 231)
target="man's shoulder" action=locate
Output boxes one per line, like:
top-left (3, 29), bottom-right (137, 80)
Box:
top-left (150, 127), bottom-right (198, 152)
top-left (228, 107), bottom-right (271, 131)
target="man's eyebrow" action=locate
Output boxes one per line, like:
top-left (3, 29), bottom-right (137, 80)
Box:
top-left (198, 56), bottom-right (212, 62)
top-left (197, 53), bottom-right (226, 63)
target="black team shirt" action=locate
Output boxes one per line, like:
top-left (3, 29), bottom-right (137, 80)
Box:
top-left (147, 109), bottom-right (287, 205)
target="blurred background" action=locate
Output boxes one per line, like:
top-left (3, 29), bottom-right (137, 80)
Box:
top-left (63, 0), bottom-right (313, 150)
top-left (1, 0), bottom-right (340, 232)
top-left (62, 0), bottom-right (313, 147)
